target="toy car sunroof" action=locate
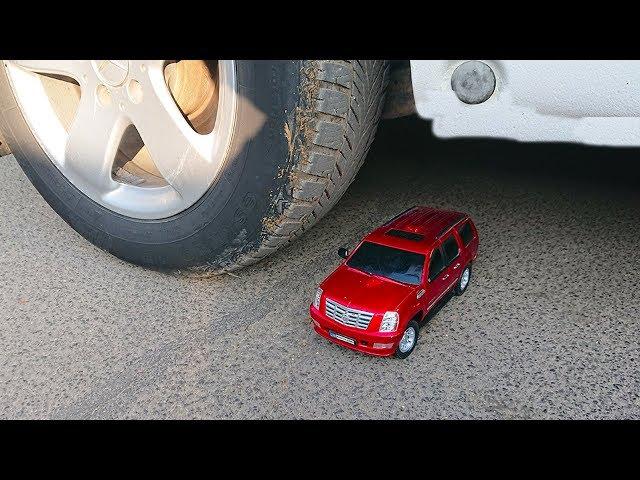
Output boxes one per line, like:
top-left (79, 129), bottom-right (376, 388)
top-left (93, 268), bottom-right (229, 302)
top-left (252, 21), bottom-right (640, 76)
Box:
top-left (385, 229), bottom-right (424, 241)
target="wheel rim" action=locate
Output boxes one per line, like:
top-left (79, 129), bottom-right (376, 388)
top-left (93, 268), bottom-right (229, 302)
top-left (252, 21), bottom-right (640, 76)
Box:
top-left (460, 267), bottom-right (470, 290)
top-left (398, 326), bottom-right (416, 353)
top-left (4, 60), bottom-right (237, 219)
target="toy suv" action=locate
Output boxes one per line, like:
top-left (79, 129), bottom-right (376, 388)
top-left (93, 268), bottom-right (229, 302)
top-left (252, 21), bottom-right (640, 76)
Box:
top-left (310, 206), bottom-right (479, 358)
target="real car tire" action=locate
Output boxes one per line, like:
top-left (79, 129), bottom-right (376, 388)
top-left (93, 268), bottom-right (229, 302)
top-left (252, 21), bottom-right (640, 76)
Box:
top-left (0, 60), bottom-right (390, 273)
top-left (454, 264), bottom-right (471, 295)
top-left (394, 320), bottom-right (419, 359)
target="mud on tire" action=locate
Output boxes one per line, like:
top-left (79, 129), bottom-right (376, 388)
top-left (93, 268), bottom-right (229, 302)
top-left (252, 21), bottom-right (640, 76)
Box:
top-left (216, 60), bottom-right (391, 272)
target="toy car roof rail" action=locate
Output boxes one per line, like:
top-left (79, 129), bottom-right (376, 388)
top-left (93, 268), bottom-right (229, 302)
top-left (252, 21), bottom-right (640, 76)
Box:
top-left (381, 206), bottom-right (418, 227)
top-left (435, 213), bottom-right (466, 239)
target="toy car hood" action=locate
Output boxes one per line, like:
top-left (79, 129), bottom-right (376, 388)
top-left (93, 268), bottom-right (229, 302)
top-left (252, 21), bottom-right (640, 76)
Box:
top-left (320, 264), bottom-right (416, 314)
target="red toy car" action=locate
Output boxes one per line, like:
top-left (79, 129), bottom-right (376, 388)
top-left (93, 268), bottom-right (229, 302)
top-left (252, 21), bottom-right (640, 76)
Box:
top-left (310, 206), bottom-right (479, 358)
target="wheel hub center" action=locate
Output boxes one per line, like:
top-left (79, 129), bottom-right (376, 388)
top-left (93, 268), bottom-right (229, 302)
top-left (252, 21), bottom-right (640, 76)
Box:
top-left (92, 60), bottom-right (130, 87)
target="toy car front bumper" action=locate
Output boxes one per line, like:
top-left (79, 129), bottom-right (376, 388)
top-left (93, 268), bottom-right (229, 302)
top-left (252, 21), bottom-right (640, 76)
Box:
top-left (310, 305), bottom-right (402, 357)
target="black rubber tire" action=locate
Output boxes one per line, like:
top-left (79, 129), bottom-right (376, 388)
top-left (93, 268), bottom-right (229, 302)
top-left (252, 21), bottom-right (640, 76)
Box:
top-left (0, 60), bottom-right (390, 273)
top-left (454, 264), bottom-right (472, 296)
top-left (394, 320), bottom-right (419, 359)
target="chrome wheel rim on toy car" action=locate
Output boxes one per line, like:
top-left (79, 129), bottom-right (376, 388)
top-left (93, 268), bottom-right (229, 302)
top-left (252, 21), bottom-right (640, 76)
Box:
top-left (398, 326), bottom-right (416, 353)
top-left (4, 60), bottom-right (237, 219)
top-left (460, 267), bottom-right (470, 290)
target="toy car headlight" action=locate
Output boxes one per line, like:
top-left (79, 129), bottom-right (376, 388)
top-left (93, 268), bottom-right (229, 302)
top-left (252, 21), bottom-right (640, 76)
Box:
top-left (380, 311), bottom-right (399, 332)
top-left (313, 287), bottom-right (323, 309)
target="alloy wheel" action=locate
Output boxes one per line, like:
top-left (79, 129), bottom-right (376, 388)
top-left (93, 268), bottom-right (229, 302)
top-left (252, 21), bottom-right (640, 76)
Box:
top-left (398, 326), bottom-right (416, 353)
top-left (4, 60), bottom-right (237, 219)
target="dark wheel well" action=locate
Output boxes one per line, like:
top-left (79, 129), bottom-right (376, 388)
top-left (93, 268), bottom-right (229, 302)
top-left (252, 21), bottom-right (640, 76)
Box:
top-left (410, 310), bottom-right (424, 325)
top-left (381, 61), bottom-right (415, 119)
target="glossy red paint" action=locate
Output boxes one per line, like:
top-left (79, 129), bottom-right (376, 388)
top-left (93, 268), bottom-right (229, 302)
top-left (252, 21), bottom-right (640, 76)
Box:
top-left (310, 206), bottom-right (479, 357)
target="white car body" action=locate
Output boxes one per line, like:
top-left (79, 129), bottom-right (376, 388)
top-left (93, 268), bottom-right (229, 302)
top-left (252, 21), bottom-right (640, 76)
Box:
top-left (410, 60), bottom-right (640, 146)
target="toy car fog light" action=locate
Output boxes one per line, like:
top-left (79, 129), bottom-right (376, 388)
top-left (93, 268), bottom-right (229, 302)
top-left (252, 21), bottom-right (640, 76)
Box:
top-left (373, 342), bottom-right (394, 349)
top-left (313, 287), bottom-right (323, 309)
top-left (379, 311), bottom-right (399, 332)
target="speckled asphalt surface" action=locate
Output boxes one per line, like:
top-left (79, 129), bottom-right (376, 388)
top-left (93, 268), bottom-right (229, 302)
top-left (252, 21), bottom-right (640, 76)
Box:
top-left (1, 117), bottom-right (639, 419)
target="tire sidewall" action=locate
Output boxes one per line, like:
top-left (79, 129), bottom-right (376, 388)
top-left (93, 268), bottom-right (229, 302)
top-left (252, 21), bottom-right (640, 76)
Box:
top-left (0, 61), bottom-right (303, 269)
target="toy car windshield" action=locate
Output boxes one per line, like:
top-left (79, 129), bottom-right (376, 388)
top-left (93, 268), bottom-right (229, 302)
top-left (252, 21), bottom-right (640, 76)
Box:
top-left (346, 241), bottom-right (425, 285)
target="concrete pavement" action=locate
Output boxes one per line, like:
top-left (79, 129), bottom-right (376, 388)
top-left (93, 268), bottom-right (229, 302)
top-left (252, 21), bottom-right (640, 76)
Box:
top-left (1, 117), bottom-right (639, 419)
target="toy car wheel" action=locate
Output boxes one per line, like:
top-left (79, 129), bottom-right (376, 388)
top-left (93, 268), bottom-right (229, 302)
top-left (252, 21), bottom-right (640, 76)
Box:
top-left (394, 320), bottom-right (419, 359)
top-left (0, 60), bottom-right (389, 273)
top-left (454, 264), bottom-right (472, 295)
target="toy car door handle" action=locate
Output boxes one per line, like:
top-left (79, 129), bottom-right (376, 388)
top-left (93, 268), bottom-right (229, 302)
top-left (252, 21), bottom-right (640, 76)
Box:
top-left (442, 274), bottom-right (449, 280)
top-left (453, 263), bottom-right (460, 270)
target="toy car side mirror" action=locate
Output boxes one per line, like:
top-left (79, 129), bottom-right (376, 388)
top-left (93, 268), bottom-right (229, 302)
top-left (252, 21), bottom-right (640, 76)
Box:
top-left (338, 247), bottom-right (349, 259)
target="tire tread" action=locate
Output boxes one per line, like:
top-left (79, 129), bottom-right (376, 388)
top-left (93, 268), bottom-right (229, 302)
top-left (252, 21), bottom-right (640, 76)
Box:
top-left (220, 60), bottom-right (390, 272)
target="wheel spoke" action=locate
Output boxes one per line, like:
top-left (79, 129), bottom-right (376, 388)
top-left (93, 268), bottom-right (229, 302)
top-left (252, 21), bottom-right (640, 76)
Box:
top-left (64, 84), bottom-right (127, 192)
top-left (127, 62), bottom-right (211, 200)
top-left (11, 60), bottom-right (89, 81)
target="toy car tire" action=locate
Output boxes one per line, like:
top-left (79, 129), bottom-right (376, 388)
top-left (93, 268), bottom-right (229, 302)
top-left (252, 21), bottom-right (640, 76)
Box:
top-left (454, 264), bottom-right (472, 296)
top-left (394, 320), bottom-right (419, 359)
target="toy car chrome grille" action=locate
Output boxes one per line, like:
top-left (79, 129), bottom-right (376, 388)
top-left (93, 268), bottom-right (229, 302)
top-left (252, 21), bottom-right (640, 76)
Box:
top-left (325, 298), bottom-right (374, 329)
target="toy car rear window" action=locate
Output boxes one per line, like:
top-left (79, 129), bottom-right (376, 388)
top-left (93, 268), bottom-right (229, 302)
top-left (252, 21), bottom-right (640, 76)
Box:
top-left (458, 221), bottom-right (473, 246)
top-left (346, 241), bottom-right (425, 285)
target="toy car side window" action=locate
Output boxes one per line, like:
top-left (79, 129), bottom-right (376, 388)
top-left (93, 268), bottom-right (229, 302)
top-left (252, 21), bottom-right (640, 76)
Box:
top-left (457, 221), bottom-right (474, 246)
top-left (428, 248), bottom-right (445, 282)
top-left (442, 235), bottom-right (460, 266)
